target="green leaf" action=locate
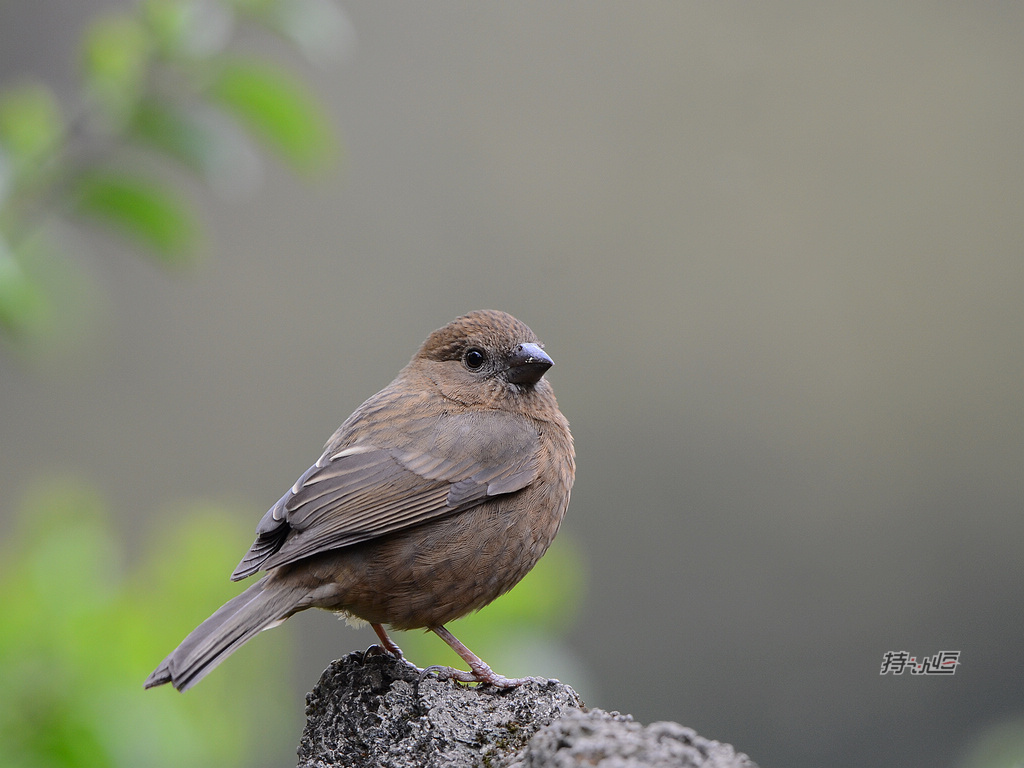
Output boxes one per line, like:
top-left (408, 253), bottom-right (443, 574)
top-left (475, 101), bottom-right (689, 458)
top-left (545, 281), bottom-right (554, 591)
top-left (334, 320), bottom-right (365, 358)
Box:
top-left (81, 14), bottom-right (153, 123)
top-left (129, 100), bottom-right (260, 196)
top-left (143, 0), bottom-right (234, 59)
top-left (130, 100), bottom-right (210, 174)
top-left (208, 58), bottom-right (337, 175)
top-left (0, 84), bottom-right (64, 166)
top-left (0, 241), bottom-right (51, 337)
top-left (73, 173), bottom-right (199, 264)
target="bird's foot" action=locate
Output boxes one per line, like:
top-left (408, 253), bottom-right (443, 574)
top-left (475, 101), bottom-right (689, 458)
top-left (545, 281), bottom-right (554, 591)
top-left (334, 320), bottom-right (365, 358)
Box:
top-left (418, 662), bottom-right (536, 688)
top-left (362, 643), bottom-right (395, 660)
top-left (368, 623), bottom-right (405, 659)
top-left (421, 624), bottom-right (542, 688)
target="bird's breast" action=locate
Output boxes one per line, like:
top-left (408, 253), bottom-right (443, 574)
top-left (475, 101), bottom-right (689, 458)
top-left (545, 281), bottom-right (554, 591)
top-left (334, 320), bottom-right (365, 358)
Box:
top-left (305, 466), bottom-right (571, 630)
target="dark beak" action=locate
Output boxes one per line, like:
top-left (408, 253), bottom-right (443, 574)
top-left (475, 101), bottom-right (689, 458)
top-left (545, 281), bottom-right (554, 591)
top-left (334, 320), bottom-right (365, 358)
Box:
top-left (506, 342), bottom-right (554, 385)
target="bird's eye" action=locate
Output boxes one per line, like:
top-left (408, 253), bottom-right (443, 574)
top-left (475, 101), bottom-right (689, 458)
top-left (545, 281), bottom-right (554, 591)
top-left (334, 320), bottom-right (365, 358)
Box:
top-left (463, 347), bottom-right (486, 370)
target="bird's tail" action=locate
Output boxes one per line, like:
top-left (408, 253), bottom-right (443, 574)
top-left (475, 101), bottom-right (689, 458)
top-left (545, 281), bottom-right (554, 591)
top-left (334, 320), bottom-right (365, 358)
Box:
top-left (144, 575), bottom-right (305, 692)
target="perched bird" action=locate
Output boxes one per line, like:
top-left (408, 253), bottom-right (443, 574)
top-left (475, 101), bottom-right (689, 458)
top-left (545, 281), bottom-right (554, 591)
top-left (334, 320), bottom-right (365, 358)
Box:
top-left (145, 310), bottom-right (574, 692)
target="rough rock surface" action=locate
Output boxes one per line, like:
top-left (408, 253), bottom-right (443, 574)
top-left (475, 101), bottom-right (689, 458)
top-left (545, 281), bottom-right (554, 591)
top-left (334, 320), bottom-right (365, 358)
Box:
top-left (296, 652), bottom-right (756, 768)
top-left (508, 710), bottom-right (758, 768)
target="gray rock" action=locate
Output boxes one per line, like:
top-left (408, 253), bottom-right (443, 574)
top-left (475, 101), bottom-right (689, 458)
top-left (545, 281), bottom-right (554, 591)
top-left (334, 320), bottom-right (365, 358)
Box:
top-left (510, 710), bottom-right (758, 768)
top-left (296, 653), bottom-right (756, 768)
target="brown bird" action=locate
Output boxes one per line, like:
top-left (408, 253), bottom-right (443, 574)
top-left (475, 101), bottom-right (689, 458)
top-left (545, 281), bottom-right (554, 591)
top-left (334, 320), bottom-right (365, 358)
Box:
top-left (145, 310), bottom-right (574, 692)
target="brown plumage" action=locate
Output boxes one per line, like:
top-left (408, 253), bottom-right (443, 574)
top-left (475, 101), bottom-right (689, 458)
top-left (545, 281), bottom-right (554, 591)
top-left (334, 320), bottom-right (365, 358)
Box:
top-left (145, 310), bottom-right (574, 691)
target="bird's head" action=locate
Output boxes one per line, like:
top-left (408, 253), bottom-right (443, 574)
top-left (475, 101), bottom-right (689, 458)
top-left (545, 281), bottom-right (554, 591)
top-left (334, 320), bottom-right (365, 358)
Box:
top-left (412, 310), bottom-right (557, 410)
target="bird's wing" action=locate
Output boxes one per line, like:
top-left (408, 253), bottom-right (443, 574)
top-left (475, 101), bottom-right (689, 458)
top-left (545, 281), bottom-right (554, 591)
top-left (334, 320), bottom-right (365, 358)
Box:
top-left (231, 411), bottom-right (540, 580)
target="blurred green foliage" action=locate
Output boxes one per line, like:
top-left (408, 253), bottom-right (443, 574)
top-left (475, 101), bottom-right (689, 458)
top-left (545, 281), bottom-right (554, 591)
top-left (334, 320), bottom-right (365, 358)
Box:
top-left (0, 476), bottom-right (294, 768)
top-left (0, 3), bottom-right (589, 763)
top-left (0, 0), bottom-right (343, 341)
top-left (0, 477), bottom-right (588, 767)
top-left (73, 171), bottom-right (200, 261)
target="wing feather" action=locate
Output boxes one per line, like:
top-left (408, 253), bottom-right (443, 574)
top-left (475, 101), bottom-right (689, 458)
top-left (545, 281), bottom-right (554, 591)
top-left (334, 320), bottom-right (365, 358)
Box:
top-left (230, 411), bottom-right (542, 581)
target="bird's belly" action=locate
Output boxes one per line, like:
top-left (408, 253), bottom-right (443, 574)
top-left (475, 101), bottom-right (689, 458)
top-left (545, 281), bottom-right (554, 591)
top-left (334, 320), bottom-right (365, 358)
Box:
top-left (302, 490), bottom-right (566, 629)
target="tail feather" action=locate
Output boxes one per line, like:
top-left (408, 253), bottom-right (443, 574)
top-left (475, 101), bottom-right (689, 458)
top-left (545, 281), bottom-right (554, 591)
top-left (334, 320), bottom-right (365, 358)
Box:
top-left (144, 575), bottom-right (305, 692)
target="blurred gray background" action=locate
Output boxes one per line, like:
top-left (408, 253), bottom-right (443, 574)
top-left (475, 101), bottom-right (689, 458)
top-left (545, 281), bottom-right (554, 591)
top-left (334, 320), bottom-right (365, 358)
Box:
top-left (2, 3), bottom-right (1023, 767)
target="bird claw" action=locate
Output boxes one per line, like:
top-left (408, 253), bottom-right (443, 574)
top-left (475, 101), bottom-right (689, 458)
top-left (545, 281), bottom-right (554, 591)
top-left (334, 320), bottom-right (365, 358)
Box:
top-left (417, 663), bottom-right (533, 688)
top-left (361, 643), bottom-right (393, 661)
top-left (367, 623), bottom-right (405, 660)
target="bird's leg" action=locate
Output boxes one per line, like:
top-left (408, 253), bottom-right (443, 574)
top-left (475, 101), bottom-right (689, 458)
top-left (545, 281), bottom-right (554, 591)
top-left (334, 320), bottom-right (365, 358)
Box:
top-left (423, 625), bottom-right (533, 688)
top-left (363, 622), bottom-right (405, 659)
